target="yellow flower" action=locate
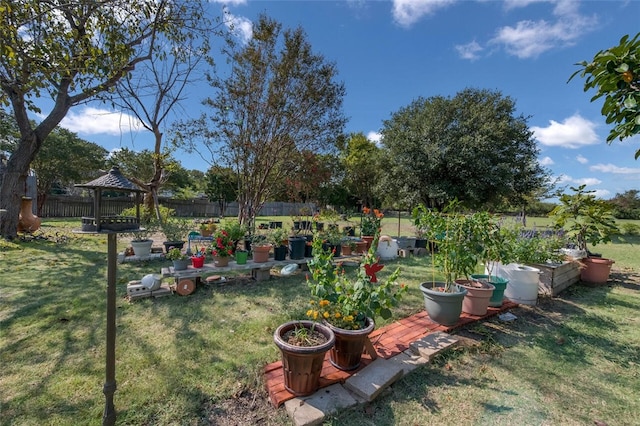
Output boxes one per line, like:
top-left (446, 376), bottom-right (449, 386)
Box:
top-left (334, 312), bottom-right (341, 319)
top-left (313, 311), bottom-right (319, 320)
top-left (319, 299), bottom-right (330, 307)
top-left (345, 315), bottom-right (354, 322)
top-left (306, 309), bottom-right (313, 317)
top-left (323, 311), bottom-right (330, 319)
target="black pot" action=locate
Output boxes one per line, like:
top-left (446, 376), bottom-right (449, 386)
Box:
top-left (415, 238), bottom-right (427, 249)
top-left (163, 241), bottom-right (185, 253)
top-left (274, 245), bottom-right (287, 261)
top-left (288, 236), bottom-right (306, 260)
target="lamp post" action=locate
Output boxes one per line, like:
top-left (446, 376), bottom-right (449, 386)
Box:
top-left (75, 167), bottom-right (144, 425)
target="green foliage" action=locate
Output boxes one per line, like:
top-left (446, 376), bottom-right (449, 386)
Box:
top-left (620, 222), bottom-right (640, 236)
top-left (500, 222), bottom-right (566, 265)
top-left (161, 217), bottom-right (193, 242)
top-left (549, 185), bottom-right (619, 252)
top-left (609, 189), bottom-right (640, 219)
top-left (381, 88), bottom-right (548, 210)
top-left (360, 207), bottom-right (384, 236)
top-left (174, 14), bottom-right (346, 226)
top-left (218, 219), bottom-right (247, 243)
top-left (165, 246), bottom-right (188, 261)
top-left (412, 202), bottom-right (485, 288)
top-left (569, 33), bottom-right (640, 159)
top-left (307, 233), bottom-right (404, 330)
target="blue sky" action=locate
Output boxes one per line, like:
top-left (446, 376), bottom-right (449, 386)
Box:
top-left (53, 0), bottom-right (640, 200)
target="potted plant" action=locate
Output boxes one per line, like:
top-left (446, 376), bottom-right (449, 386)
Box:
top-left (307, 232), bottom-right (405, 370)
top-left (360, 207), bottom-right (383, 250)
top-left (166, 246), bottom-right (190, 271)
top-left (273, 320), bottom-right (335, 396)
top-left (126, 217), bottom-right (158, 258)
top-left (161, 217), bottom-right (193, 253)
top-left (198, 219), bottom-right (217, 237)
top-left (267, 227), bottom-right (289, 261)
top-left (340, 238), bottom-right (357, 256)
top-left (412, 203), bottom-right (471, 326)
top-left (190, 246), bottom-right (207, 268)
top-left (209, 228), bottom-right (235, 267)
top-left (318, 226), bottom-right (343, 257)
top-left (251, 238), bottom-right (272, 263)
top-left (549, 185), bottom-right (619, 284)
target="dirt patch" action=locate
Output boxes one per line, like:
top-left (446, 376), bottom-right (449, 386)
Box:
top-left (201, 388), bottom-right (288, 426)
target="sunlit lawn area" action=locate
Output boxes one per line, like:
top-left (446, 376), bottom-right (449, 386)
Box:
top-left (0, 217), bottom-right (638, 425)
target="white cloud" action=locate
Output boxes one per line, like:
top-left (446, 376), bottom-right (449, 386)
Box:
top-left (210, 0), bottom-right (247, 5)
top-left (58, 107), bottom-right (145, 135)
top-left (539, 156), bottom-right (554, 166)
top-left (455, 41), bottom-right (483, 61)
top-left (489, 0), bottom-right (597, 58)
top-left (223, 7), bottom-right (253, 44)
top-left (576, 154), bottom-right (588, 164)
top-left (367, 131), bottom-right (382, 144)
top-left (574, 177), bottom-right (602, 186)
top-left (590, 163), bottom-right (640, 174)
top-left (391, 0), bottom-right (456, 28)
top-left (592, 189), bottom-right (610, 199)
top-left (531, 114), bottom-right (599, 148)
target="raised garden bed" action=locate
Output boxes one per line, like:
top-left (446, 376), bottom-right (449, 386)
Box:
top-left (532, 261), bottom-right (581, 297)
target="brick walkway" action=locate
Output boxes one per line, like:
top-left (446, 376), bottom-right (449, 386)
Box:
top-left (264, 301), bottom-right (518, 407)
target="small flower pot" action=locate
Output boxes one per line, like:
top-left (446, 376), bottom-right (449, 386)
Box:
top-left (252, 244), bottom-right (272, 263)
top-left (235, 250), bottom-right (248, 265)
top-left (214, 256), bottom-right (229, 267)
top-left (172, 259), bottom-right (190, 271)
top-left (191, 256), bottom-right (205, 268)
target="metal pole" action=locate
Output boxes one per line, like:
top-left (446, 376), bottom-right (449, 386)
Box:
top-left (103, 232), bottom-right (117, 426)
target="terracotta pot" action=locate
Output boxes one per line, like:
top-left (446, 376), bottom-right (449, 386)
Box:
top-left (362, 235), bottom-right (374, 251)
top-left (17, 197), bottom-right (41, 233)
top-left (355, 241), bottom-right (367, 254)
top-left (324, 317), bottom-right (375, 371)
top-left (341, 245), bottom-right (352, 256)
top-left (273, 321), bottom-right (335, 396)
top-left (472, 274), bottom-right (509, 307)
top-left (457, 279), bottom-right (495, 316)
top-left (213, 256), bottom-right (229, 267)
top-left (580, 257), bottom-right (614, 284)
top-left (252, 244), bottom-right (272, 263)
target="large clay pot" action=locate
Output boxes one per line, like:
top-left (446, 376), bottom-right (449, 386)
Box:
top-left (457, 279), bottom-right (495, 316)
top-left (17, 197), bottom-right (41, 233)
top-left (580, 257), bottom-right (614, 284)
top-left (273, 321), bottom-right (335, 396)
top-left (324, 317), bottom-right (375, 371)
top-left (252, 244), bottom-right (272, 263)
top-left (419, 282), bottom-right (467, 326)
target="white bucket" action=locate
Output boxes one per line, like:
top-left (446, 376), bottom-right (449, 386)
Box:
top-left (502, 264), bottom-right (541, 305)
top-left (376, 236), bottom-right (399, 260)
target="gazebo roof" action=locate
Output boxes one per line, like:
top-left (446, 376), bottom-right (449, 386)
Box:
top-left (75, 167), bottom-right (144, 192)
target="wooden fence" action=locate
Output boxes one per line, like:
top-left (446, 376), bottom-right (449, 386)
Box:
top-left (39, 195), bottom-right (315, 219)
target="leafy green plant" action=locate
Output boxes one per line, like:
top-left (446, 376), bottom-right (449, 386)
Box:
top-left (266, 227), bottom-right (288, 247)
top-left (165, 246), bottom-right (188, 261)
top-left (412, 202), bottom-right (483, 291)
top-left (360, 207), bottom-right (383, 236)
top-left (161, 217), bottom-right (193, 242)
top-left (569, 33), bottom-right (640, 159)
top-left (549, 185), bottom-right (619, 254)
top-left (307, 232), bottom-right (404, 330)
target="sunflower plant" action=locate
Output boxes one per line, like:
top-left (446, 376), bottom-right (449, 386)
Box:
top-left (306, 231), bottom-right (405, 330)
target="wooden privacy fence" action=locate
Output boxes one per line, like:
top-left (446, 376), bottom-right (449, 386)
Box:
top-left (39, 195), bottom-right (315, 219)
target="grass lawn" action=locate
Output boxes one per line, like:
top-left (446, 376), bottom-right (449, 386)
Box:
top-left (0, 217), bottom-right (638, 425)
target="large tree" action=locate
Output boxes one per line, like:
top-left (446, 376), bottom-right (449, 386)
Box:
top-left (380, 88), bottom-right (548, 210)
top-left (175, 14), bottom-right (346, 227)
top-left (569, 33), bottom-right (640, 159)
top-left (31, 127), bottom-right (107, 212)
top-left (0, 0), bottom-right (207, 239)
top-left (113, 13), bottom-right (214, 219)
top-left (340, 132), bottom-right (381, 209)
